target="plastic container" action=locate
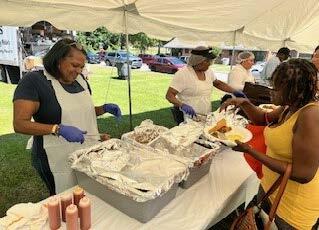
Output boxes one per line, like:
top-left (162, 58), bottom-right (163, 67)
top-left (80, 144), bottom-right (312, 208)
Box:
top-left (75, 171), bottom-right (178, 223)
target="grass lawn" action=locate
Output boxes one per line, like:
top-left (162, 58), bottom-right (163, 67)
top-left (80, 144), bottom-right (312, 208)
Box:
top-left (0, 64), bottom-right (225, 217)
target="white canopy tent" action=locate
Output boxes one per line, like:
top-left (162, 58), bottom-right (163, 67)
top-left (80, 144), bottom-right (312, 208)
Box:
top-left (1, 0), bottom-right (318, 52)
top-left (1, 0), bottom-right (318, 128)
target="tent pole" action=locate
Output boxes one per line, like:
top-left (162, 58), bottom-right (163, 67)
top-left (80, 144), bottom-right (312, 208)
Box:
top-left (124, 9), bottom-right (133, 131)
top-left (230, 30), bottom-right (237, 70)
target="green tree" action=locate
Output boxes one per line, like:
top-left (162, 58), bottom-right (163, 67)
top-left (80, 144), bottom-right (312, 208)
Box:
top-left (77, 27), bottom-right (164, 54)
top-left (211, 46), bottom-right (222, 57)
top-left (129, 33), bottom-right (158, 54)
top-left (77, 27), bottom-right (122, 51)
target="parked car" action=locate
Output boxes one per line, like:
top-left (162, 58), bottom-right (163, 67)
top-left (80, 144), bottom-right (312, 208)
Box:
top-left (86, 51), bottom-right (101, 64)
top-left (148, 57), bottom-right (186, 74)
top-left (105, 51), bottom-right (142, 69)
top-left (179, 56), bottom-right (189, 63)
top-left (138, 54), bottom-right (156, 65)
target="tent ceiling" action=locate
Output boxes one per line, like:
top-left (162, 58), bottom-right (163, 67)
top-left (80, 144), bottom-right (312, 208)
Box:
top-left (1, 0), bottom-right (278, 31)
top-left (0, 0), bottom-right (318, 52)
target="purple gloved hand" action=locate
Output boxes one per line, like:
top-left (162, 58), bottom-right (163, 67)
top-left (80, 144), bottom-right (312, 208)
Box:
top-left (58, 125), bottom-right (86, 144)
top-left (103, 103), bottom-right (122, 119)
top-left (233, 90), bottom-right (247, 98)
top-left (180, 104), bottom-right (196, 117)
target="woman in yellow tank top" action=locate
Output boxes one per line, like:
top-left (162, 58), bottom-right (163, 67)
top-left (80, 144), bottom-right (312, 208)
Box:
top-left (221, 59), bottom-right (319, 229)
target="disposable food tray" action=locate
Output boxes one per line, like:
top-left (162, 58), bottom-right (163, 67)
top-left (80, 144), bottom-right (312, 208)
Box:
top-left (179, 158), bottom-right (212, 189)
top-left (75, 171), bottom-right (178, 223)
top-left (178, 143), bottom-right (215, 189)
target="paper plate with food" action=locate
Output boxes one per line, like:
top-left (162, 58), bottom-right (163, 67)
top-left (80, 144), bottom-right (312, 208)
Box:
top-left (203, 118), bottom-right (252, 147)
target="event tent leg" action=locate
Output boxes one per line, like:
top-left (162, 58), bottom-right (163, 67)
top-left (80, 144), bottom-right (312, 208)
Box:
top-left (124, 9), bottom-right (133, 131)
top-left (230, 30), bottom-right (237, 70)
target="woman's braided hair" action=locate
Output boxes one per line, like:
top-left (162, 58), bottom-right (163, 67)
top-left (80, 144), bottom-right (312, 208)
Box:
top-left (271, 58), bottom-right (318, 108)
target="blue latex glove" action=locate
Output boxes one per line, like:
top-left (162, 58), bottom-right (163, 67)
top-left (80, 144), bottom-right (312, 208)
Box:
top-left (103, 103), bottom-right (122, 119)
top-left (58, 125), bottom-right (86, 144)
top-left (180, 104), bottom-right (196, 117)
top-left (233, 90), bottom-right (247, 98)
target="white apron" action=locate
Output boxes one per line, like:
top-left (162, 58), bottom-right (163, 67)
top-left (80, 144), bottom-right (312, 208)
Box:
top-left (43, 72), bottom-right (99, 193)
top-left (178, 69), bottom-right (213, 115)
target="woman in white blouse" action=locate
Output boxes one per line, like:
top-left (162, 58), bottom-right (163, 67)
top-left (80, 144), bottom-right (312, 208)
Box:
top-left (228, 52), bottom-right (255, 90)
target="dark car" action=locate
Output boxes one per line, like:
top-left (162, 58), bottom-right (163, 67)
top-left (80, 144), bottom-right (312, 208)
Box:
top-left (86, 52), bottom-right (101, 64)
top-left (138, 54), bottom-right (156, 65)
top-left (148, 57), bottom-right (186, 74)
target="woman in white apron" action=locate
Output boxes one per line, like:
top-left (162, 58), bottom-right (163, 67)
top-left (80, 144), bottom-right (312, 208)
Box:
top-left (166, 46), bottom-right (245, 124)
top-left (13, 38), bottom-right (122, 195)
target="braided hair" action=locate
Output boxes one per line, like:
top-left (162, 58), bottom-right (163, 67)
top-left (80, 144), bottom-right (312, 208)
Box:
top-left (271, 58), bottom-right (318, 108)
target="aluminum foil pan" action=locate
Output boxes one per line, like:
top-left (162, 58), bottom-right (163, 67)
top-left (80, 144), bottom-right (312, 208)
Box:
top-left (69, 139), bottom-right (191, 202)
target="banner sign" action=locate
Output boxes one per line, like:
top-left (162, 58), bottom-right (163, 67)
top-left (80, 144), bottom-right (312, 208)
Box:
top-left (0, 26), bottom-right (20, 66)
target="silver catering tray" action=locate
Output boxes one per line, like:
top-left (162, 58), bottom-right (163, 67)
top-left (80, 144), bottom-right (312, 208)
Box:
top-left (179, 143), bottom-right (215, 189)
top-left (75, 171), bottom-right (179, 223)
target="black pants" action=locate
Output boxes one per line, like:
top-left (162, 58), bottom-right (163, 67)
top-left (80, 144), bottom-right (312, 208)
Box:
top-left (170, 107), bottom-right (184, 125)
top-left (31, 150), bottom-right (56, 195)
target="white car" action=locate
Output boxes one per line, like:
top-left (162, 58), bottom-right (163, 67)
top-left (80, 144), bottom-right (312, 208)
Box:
top-left (105, 51), bottom-right (142, 69)
top-left (179, 56), bottom-right (189, 63)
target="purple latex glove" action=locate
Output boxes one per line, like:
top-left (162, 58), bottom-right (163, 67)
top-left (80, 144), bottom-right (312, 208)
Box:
top-left (103, 103), bottom-right (122, 119)
top-left (58, 125), bottom-right (86, 144)
top-left (180, 104), bottom-right (196, 117)
top-left (233, 90), bottom-right (247, 98)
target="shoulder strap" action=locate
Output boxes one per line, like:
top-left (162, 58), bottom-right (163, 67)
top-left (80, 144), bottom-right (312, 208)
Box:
top-left (258, 163), bottom-right (292, 229)
top-left (267, 164), bottom-right (292, 221)
top-left (79, 74), bottom-right (92, 95)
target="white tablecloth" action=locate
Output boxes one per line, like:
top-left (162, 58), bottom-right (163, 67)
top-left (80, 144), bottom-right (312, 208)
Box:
top-left (44, 149), bottom-right (260, 230)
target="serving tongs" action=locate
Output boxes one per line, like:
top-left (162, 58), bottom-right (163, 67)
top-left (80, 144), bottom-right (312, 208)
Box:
top-left (194, 136), bottom-right (222, 149)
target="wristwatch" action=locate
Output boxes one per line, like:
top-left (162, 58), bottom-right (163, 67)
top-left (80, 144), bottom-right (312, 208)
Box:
top-left (51, 124), bottom-right (60, 136)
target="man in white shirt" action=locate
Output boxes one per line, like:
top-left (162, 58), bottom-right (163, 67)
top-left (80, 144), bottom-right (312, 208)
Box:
top-left (228, 51), bottom-right (255, 91)
top-left (260, 47), bottom-right (290, 80)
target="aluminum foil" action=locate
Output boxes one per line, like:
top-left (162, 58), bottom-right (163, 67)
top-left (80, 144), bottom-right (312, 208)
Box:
top-left (149, 121), bottom-right (220, 165)
top-left (69, 139), bottom-right (191, 202)
top-left (209, 106), bottom-right (249, 127)
top-left (121, 119), bottom-right (169, 148)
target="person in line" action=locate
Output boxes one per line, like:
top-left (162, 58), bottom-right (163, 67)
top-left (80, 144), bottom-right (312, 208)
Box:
top-left (13, 38), bottom-right (122, 195)
top-left (311, 46), bottom-right (319, 98)
top-left (260, 47), bottom-right (290, 81)
top-left (221, 59), bottom-right (319, 229)
top-left (227, 51), bottom-right (255, 91)
top-left (311, 45), bottom-right (319, 71)
top-left (166, 46), bottom-right (245, 124)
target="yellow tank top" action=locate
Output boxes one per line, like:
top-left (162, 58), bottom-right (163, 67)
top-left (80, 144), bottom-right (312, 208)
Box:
top-left (262, 103), bottom-right (319, 230)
